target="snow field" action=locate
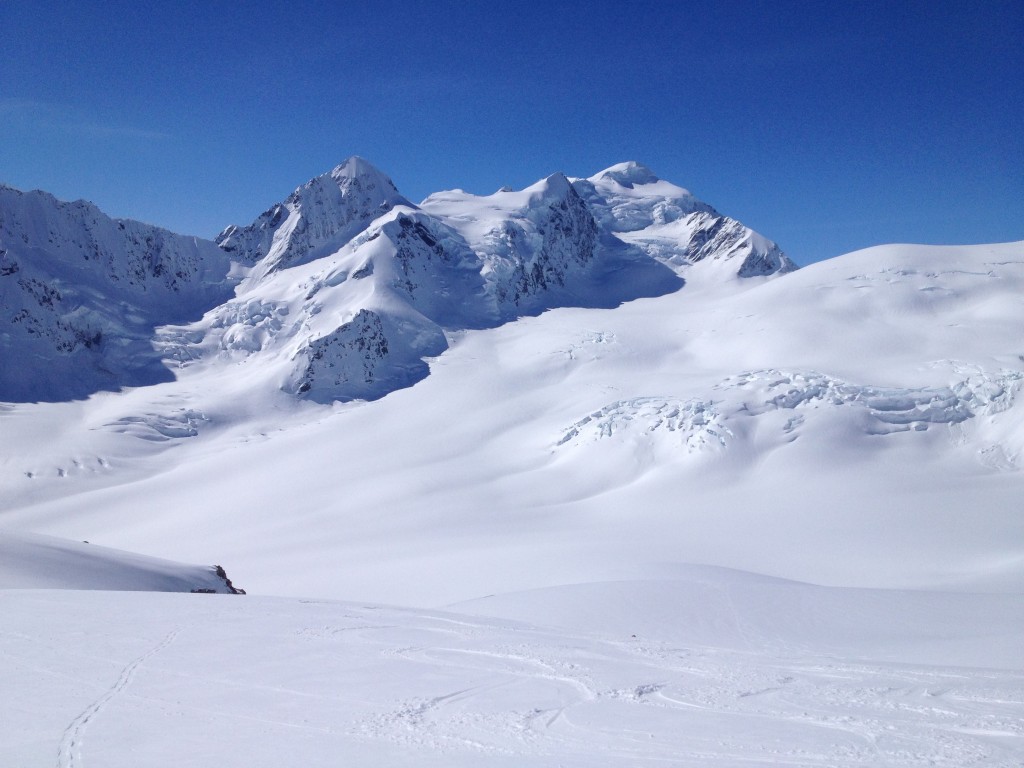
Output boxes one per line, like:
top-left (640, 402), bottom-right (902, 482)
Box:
top-left (3, 574), bottom-right (1022, 767)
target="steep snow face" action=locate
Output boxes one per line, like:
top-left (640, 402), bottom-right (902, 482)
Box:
top-left (216, 156), bottom-right (411, 277)
top-left (421, 172), bottom-right (680, 318)
top-left (482, 174), bottom-right (600, 312)
top-left (574, 163), bottom-right (797, 278)
top-left (0, 185), bottom-right (234, 402)
top-left (165, 206), bottom-right (473, 403)
top-left (367, 210), bottom-right (491, 327)
top-left (184, 164), bottom-right (686, 402)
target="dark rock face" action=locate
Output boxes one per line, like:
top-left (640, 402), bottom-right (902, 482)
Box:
top-left (290, 309), bottom-right (393, 399)
top-left (506, 188), bottom-right (598, 306)
top-left (485, 179), bottom-right (601, 314)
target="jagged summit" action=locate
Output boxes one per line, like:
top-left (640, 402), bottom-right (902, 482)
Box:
top-left (216, 156), bottom-right (412, 275)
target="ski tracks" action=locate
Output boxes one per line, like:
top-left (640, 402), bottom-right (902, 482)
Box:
top-left (56, 627), bottom-right (182, 768)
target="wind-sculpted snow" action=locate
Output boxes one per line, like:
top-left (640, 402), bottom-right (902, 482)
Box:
top-left (557, 397), bottom-right (731, 453)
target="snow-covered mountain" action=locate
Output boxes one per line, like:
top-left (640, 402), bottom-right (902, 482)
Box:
top-left (202, 158), bottom-right (790, 402)
top-left (0, 185), bottom-right (234, 401)
top-left (4, 235), bottom-right (1021, 600)
top-left (572, 161), bottom-right (794, 278)
top-left (2, 160), bottom-right (1022, 766)
top-left (1, 157), bottom-right (791, 404)
top-left (215, 156), bottom-right (413, 276)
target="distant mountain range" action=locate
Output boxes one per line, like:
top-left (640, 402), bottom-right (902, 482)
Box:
top-left (0, 158), bottom-right (793, 403)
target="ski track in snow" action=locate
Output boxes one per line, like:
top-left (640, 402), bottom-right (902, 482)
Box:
top-left (1, 589), bottom-right (1020, 766)
top-left (56, 627), bottom-right (182, 768)
top-left (361, 641), bottom-right (1024, 765)
top-left (345, 612), bottom-right (1024, 766)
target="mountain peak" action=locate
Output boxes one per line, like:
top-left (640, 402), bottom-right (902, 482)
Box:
top-left (531, 171), bottom-right (573, 197)
top-left (219, 158), bottom-right (411, 273)
top-left (328, 156), bottom-right (398, 190)
top-left (592, 161), bottom-right (660, 188)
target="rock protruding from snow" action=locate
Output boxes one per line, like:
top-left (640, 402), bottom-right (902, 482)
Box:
top-left (216, 156), bottom-right (411, 276)
top-left (481, 174), bottom-right (600, 313)
top-left (288, 309), bottom-right (391, 399)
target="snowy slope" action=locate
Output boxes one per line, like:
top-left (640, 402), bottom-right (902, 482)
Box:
top-left (0, 530), bottom-right (241, 592)
top-left (2, 240), bottom-right (1021, 604)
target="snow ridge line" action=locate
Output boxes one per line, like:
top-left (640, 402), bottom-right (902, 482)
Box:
top-left (56, 627), bottom-right (182, 768)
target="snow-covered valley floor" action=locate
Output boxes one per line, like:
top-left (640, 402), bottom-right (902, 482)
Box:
top-left (6, 572), bottom-right (1023, 768)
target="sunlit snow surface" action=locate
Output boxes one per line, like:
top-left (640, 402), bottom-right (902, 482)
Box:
top-left (2, 240), bottom-right (1024, 765)
top-left (4, 577), bottom-right (1023, 767)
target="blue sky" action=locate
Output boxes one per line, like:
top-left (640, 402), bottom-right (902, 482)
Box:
top-left (1, 1), bottom-right (1020, 265)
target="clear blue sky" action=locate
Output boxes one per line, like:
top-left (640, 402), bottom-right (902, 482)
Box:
top-left (1, 1), bottom-right (1021, 265)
